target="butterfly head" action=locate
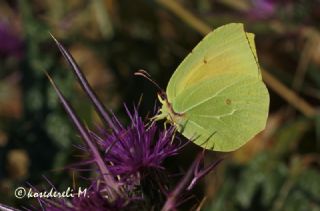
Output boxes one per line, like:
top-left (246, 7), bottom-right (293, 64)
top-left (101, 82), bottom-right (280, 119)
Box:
top-left (152, 93), bottom-right (184, 130)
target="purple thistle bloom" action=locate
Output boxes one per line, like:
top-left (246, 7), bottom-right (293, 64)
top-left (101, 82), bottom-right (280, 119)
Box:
top-left (43, 36), bottom-right (182, 210)
top-left (50, 33), bottom-right (180, 189)
top-left (96, 107), bottom-right (179, 179)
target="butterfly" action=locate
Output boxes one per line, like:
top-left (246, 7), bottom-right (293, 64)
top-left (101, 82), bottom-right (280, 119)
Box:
top-left (155, 23), bottom-right (269, 152)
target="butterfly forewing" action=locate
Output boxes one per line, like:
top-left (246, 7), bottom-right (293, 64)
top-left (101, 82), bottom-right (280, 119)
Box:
top-left (166, 23), bottom-right (260, 102)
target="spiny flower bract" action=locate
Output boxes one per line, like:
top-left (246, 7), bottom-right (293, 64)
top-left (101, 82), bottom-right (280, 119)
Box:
top-left (95, 107), bottom-right (179, 181)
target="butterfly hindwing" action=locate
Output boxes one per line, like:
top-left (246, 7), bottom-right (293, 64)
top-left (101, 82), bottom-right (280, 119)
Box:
top-left (171, 74), bottom-right (269, 151)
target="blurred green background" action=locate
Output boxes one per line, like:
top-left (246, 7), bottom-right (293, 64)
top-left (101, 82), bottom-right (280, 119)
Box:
top-left (1, 0), bottom-right (320, 210)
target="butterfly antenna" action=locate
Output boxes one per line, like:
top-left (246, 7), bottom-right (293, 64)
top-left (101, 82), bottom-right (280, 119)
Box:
top-left (137, 69), bottom-right (151, 77)
top-left (134, 69), bottom-right (164, 94)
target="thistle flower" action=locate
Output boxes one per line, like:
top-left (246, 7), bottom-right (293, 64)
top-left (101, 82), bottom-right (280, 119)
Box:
top-left (95, 107), bottom-right (179, 181)
top-left (44, 36), bottom-right (182, 209)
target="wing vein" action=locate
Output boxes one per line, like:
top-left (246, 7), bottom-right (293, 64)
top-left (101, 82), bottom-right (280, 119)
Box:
top-left (181, 79), bottom-right (245, 113)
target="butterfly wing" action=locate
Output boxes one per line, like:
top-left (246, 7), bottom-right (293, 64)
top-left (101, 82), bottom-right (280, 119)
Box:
top-left (166, 23), bottom-right (260, 102)
top-left (159, 23), bottom-right (269, 151)
top-left (171, 74), bottom-right (269, 152)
